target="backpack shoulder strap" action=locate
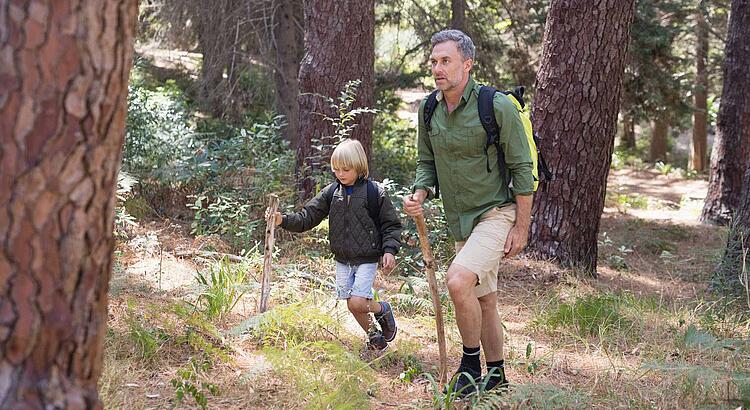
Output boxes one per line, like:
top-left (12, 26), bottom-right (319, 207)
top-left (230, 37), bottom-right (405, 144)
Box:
top-left (478, 85), bottom-right (499, 146)
top-left (423, 90), bottom-right (440, 133)
top-left (365, 180), bottom-right (381, 230)
top-left (322, 182), bottom-right (339, 207)
top-left (478, 85), bottom-right (503, 174)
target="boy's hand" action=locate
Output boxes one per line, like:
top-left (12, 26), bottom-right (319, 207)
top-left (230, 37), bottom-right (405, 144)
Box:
top-left (264, 207), bottom-right (282, 226)
top-left (381, 253), bottom-right (396, 273)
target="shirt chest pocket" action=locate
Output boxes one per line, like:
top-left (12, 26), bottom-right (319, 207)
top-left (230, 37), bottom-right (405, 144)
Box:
top-left (433, 126), bottom-right (487, 158)
top-left (461, 125), bottom-right (490, 157)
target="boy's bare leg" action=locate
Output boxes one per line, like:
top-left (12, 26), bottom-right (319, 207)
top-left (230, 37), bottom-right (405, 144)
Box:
top-left (478, 291), bottom-right (503, 362)
top-left (347, 296), bottom-right (383, 332)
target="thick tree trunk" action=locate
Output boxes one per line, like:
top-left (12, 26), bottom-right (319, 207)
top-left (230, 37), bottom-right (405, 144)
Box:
top-left (0, 0), bottom-right (137, 408)
top-left (273, 0), bottom-right (303, 148)
top-left (621, 114), bottom-right (636, 150)
top-left (297, 0), bottom-right (375, 201)
top-left (691, 3), bottom-right (709, 172)
top-left (451, 0), bottom-right (466, 31)
top-left (701, 0), bottom-right (750, 225)
top-left (650, 119), bottom-right (669, 162)
top-left (529, 0), bottom-right (637, 274)
top-left (719, 168), bottom-right (750, 296)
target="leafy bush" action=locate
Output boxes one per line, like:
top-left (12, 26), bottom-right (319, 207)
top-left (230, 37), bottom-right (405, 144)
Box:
top-left (123, 82), bottom-right (193, 181)
top-left (372, 114), bottom-right (417, 186)
top-left (171, 356), bottom-right (220, 409)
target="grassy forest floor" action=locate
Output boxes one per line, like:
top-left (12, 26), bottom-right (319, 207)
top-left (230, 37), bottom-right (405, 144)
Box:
top-left (100, 166), bottom-right (750, 409)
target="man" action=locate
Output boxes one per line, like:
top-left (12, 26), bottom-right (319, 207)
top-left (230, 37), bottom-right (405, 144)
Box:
top-left (403, 29), bottom-right (534, 396)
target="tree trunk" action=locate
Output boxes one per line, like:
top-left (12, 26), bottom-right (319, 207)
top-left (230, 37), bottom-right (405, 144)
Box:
top-left (691, 2), bottom-right (709, 172)
top-left (273, 0), bottom-right (304, 148)
top-left (529, 0), bottom-right (637, 274)
top-left (701, 0), bottom-right (750, 225)
top-left (650, 119), bottom-right (669, 162)
top-left (297, 0), bottom-right (375, 201)
top-left (451, 0), bottom-right (466, 31)
top-left (195, 0), bottom-right (238, 118)
top-left (718, 168), bottom-right (750, 297)
top-left (621, 114), bottom-right (636, 150)
top-left (0, 1), bottom-right (137, 408)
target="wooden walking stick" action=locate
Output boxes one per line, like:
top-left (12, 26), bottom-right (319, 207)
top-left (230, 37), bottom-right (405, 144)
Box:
top-left (259, 194), bottom-right (279, 313)
top-left (413, 214), bottom-right (448, 385)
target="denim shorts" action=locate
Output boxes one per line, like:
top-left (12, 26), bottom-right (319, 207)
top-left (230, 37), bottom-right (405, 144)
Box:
top-left (335, 261), bottom-right (378, 299)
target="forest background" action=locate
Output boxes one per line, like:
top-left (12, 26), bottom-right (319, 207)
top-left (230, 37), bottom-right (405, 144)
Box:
top-left (1, 0), bottom-right (750, 408)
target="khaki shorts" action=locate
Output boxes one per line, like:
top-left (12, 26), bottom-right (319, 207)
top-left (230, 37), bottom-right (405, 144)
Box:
top-left (453, 204), bottom-right (516, 298)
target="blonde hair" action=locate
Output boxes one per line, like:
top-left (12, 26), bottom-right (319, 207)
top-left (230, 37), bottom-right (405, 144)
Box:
top-left (331, 139), bottom-right (369, 178)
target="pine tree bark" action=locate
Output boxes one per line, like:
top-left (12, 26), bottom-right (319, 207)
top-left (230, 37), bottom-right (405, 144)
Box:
top-left (529, 0), bottom-right (637, 274)
top-left (701, 0), bottom-right (750, 225)
top-left (718, 168), bottom-right (750, 298)
top-left (650, 119), bottom-right (669, 162)
top-left (273, 0), bottom-right (303, 148)
top-left (297, 0), bottom-right (375, 201)
top-left (0, 0), bottom-right (137, 408)
top-left (691, 2), bottom-right (709, 172)
top-left (451, 0), bottom-right (466, 31)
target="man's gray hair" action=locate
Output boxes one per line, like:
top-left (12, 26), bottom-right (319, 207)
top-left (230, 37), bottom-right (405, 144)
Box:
top-left (430, 29), bottom-right (476, 61)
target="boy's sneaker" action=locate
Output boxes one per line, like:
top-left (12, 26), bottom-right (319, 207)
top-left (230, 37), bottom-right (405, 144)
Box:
top-left (367, 329), bottom-right (388, 352)
top-left (484, 367), bottom-right (509, 391)
top-left (374, 301), bottom-right (398, 342)
top-left (446, 366), bottom-right (482, 397)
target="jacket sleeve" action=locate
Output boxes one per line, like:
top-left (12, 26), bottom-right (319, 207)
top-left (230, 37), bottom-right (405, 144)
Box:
top-left (377, 185), bottom-right (402, 255)
top-left (279, 184), bottom-right (332, 232)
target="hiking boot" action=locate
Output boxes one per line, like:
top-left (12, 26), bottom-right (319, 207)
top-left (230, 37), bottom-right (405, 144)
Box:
top-left (367, 329), bottom-right (388, 352)
top-left (483, 366), bottom-right (509, 392)
top-left (374, 301), bottom-right (398, 342)
top-left (445, 366), bottom-right (482, 398)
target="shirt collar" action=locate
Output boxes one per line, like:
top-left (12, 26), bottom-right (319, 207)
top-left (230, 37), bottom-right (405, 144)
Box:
top-left (435, 76), bottom-right (476, 103)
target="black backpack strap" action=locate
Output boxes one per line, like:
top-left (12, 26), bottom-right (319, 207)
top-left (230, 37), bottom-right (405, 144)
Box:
top-left (366, 180), bottom-right (381, 232)
top-left (422, 90), bottom-right (441, 198)
top-left (534, 131), bottom-right (554, 181)
top-left (322, 182), bottom-right (339, 208)
top-left (423, 90), bottom-right (440, 133)
top-left (503, 86), bottom-right (526, 109)
top-left (478, 85), bottom-right (504, 175)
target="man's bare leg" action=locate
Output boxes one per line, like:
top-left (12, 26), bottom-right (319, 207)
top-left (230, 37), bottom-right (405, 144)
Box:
top-left (446, 263), bottom-right (481, 346)
top-left (478, 291), bottom-right (503, 361)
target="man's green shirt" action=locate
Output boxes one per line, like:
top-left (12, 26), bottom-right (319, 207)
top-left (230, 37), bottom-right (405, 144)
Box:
top-left (413, 77), bottom-right (534, 241)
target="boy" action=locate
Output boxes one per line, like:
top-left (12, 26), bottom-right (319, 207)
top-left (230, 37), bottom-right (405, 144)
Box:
top-left (267, 139), bottom-right (402, 351)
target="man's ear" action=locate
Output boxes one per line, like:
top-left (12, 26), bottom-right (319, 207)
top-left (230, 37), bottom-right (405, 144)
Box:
top-left (464, 58), bottom-right (473, 73)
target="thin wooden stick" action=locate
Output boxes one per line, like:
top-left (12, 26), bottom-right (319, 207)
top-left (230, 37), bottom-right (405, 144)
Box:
top-left (259, 194), bottom-right (279, 313)
top-left (413, 214), bottom-right (448, 385)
